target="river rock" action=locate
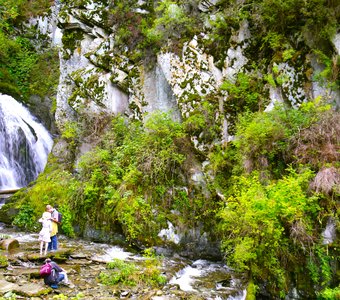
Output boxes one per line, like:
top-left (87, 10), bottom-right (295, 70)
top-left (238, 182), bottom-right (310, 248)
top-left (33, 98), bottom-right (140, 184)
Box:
top-left (0, 239), bottom-right (19, 252)
top-left (0, 280), bottom-right (16, 294)
top-left (0, 279), bottom-right (50, 297)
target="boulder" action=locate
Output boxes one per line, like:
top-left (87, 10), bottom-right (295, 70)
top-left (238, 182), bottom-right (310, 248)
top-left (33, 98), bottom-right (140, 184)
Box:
top-left (0, 279), bottom-right (17, 294)
top-left (0, 239), bottom-right (19, 252)
top-left (0, 279), bottom-right (50, 297)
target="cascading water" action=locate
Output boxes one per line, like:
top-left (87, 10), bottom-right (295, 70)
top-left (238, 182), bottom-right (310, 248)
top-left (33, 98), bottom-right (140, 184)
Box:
top-left (0, 94), bottom-right (53, 190)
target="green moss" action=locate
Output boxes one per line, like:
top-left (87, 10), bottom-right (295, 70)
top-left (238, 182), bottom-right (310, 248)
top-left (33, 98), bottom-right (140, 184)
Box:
top-left (0, 254), bottom-right (9, 268)
top-left (29, 48), bottom-right (60, 98)
top-left (61, 29), bottom-right (84, 59)
top-left (245, 279), bottom-right (257, 300)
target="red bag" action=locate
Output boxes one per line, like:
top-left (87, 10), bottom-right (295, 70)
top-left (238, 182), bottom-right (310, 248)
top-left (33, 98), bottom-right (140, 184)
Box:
top-left (40, 263), bottom-right (52, 277)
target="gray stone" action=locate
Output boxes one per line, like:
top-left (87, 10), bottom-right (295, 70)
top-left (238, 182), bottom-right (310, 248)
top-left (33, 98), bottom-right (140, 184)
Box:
top-left (13, 282), bottom-right (50, 297)
top-left (0, 280), bottom-right (16, 294)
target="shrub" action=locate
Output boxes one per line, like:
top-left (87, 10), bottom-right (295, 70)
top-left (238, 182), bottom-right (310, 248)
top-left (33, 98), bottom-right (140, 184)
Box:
top-left (73, 112), bottom-right (189, 243)
top-left (234, 100), bottom-right (332, 178)
top-left (99, 252), bottom-right (166, 288)
top-left (99, 258), bottom-right (138, 286)
top-left (317, 286), bottom-right (340, 300)
top-left (289, 110), bottom-right (340, 169)
top-left (220, 72), bottom-right (268, 135)
top-left (12, 202), bottom-right (37, 230)
top-left (217, 168), bottom-right (322, 296)
top-left (11, 170), bottom-right (77, 236)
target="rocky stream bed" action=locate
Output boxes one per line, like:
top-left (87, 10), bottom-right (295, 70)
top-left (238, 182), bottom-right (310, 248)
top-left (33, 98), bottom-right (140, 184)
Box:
top-left (0, 223), bottom-right (246, 300)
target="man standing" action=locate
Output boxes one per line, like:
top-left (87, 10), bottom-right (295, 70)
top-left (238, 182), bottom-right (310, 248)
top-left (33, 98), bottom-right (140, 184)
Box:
top-left (47, 205), bottom-right (59, 251)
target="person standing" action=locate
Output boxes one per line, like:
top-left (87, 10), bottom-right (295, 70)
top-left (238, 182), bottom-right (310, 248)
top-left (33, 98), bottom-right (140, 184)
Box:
top-left (47, 205), bottom-right (59, 251)
top-left (38, 207), bottom-right (52, 255)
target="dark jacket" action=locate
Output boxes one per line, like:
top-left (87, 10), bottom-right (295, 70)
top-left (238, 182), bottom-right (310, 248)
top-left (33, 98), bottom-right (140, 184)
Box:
top-left (44, 261), bottom-right (63, 285)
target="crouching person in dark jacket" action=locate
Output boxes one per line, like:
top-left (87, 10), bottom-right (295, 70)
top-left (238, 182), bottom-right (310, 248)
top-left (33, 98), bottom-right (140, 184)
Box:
top-left (43, 258), bottom-right (72, 289)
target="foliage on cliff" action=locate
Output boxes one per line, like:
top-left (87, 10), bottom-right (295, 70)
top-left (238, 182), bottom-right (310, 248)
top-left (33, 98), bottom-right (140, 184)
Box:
top-left (0, 0), bottom-right (59, 101)
top-left (70, 112), bottom-right (211, 245)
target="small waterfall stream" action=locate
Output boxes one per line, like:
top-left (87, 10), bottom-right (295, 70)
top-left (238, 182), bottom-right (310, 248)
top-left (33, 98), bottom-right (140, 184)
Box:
top-left (0, 94), bottom-right (53, 190)
top-left (322, 217), bottom-right (337, 245)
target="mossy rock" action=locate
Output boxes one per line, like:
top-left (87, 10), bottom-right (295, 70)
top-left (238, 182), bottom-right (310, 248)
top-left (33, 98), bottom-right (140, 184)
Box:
top-left (0, 254), bottom-right (8, 268)
top-left (0, 239), bottom-right (19, 252)
top-left (0, 202), bottom-right (18, 224)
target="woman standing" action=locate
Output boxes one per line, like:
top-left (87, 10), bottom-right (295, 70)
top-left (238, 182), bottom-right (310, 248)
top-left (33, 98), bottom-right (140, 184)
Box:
top-left (38, 206), bottom-right (52, 255)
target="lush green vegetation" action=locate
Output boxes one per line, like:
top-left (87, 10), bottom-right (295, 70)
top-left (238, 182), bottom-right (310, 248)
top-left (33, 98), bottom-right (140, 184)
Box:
top-left (9, 102), bottom-right (339, 298)
top-left (1, 0), bottom-right (339, 299)
top-left (70, 111), bottom-right (213, 245)
top-left (99, 249), bottom-right (166, 288)
top-left (11, 168), bottom-right (77, 237)
top-left (214, 101), bottom-right (339, 297)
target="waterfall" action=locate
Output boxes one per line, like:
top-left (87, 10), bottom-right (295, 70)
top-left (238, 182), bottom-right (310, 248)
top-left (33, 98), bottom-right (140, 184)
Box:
top-left (322, 217), bottom-right (336, 245)
top-left (0, 94), bottom-right (53, 190)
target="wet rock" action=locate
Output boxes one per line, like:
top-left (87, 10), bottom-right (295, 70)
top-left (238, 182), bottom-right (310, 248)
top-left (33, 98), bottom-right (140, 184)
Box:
top-left (0, 280), bottom-right (50, 297)
top-left (69, 253), bottom-right (88, 259)
top-left (154, 246), bottom-right (174, 257)
top-left (0, 239), bottom-right (19, 252)
top-left (4, 275), bottom-right (17, 283)
top-left (24, 253), bottom-right (42, 261)
top-left (0, 279), bottom-right (16, 294)
top-left (4, 266), bottom-right (40, 278)
top-left (65, 258), bottom-right (93, 265)
top-left (13, 282), bottom-right (50, 297)
top-left (18, 249), bottom-right (72, 262)
top-left (0, 204), bottom-right (19, 224)
top-left (120, 290), bottom-right (130, 298)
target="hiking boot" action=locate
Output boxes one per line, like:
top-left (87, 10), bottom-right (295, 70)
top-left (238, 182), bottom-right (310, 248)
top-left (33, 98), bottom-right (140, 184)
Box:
top-left (50, 284), bottom-right (58, 289)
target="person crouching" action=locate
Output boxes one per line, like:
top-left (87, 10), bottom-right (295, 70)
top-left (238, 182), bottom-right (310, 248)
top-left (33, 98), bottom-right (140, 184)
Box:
top-left (43, 258), bottom-right (72, 289)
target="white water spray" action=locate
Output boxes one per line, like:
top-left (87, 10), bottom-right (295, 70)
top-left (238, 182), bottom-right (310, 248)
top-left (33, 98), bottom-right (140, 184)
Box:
top-left (0, 94), bottom-right (53, 190)
top-left (322, 217), bottom-right (337, 245)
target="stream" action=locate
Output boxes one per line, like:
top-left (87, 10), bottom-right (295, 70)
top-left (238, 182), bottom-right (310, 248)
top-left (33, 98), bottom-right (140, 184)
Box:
top-left (0, 221), bottom-right (247, 300)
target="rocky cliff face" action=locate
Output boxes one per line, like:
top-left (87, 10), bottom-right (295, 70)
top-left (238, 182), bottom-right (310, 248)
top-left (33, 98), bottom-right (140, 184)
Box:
top-left (46, 1), bottom-right (339, 155)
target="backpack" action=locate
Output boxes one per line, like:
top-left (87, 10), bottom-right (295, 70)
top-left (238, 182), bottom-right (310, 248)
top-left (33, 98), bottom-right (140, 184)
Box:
top-left (40, 263), bottom-right (52, 277)
top-left (50, 268), bottom-right (59, 284)
top-left (56, 211), bottom-right (62, 224)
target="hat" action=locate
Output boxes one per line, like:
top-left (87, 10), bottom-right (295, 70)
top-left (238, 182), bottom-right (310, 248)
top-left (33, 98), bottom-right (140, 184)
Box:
top-left (44, 258), bottom-right (51, 263)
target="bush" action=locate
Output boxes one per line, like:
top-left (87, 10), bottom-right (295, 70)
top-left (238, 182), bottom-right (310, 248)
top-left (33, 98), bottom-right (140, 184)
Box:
top-left (11, 169), bottom-right (77, 237)
top-left (317, 286), bottom-right (340, 300)
top-left (234, 100), bottom-right (332, 178)
top-left (73, 112), bottom-right (189, 243)
top-left (289, 109), bottom-right (340, 169)
top-left (99, 252), bottom-right (166, 288)
top-left (217, 168), bottom-right (321, 296)
top-left (12, 202), bottom-right (37, 231)
top-left (220, 72), bottom-right (268, 135)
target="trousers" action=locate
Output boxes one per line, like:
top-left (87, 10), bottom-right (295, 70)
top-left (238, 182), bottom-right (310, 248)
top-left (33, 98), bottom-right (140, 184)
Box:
top-left (48, 234), bottom-right (58, 250)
